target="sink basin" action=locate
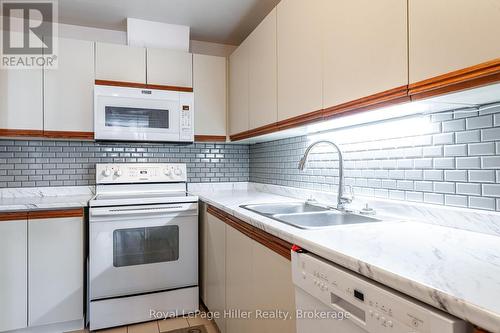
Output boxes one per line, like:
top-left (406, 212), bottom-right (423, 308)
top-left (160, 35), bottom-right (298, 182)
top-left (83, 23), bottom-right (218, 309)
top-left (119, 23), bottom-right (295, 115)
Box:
top-left (274, 211), bottom-right (380, 229)
top-left (240, 202), bottom-right (381, 229)
top-left (240, 202), bottom-right (328, 215)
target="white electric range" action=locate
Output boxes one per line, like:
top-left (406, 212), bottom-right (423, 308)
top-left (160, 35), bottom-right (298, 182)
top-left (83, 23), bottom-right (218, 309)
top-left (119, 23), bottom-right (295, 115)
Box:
top-left (88, 163), bottom-right (199, 331)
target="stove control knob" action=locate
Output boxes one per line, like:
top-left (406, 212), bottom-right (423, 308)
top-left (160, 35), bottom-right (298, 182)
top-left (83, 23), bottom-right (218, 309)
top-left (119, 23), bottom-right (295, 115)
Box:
top-left (174, 168), bottom-right (182, 176)
top-left (114, 169), bottom-right (122, 177)
top-left (102, 168), bottom-right (111, 177)
top-left (164, 169), bottom-right (172, 176)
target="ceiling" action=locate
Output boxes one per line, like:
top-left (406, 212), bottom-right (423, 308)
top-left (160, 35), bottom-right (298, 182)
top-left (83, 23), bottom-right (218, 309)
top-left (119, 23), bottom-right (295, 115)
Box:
top-left (56, 0), bottom-right (280, 45)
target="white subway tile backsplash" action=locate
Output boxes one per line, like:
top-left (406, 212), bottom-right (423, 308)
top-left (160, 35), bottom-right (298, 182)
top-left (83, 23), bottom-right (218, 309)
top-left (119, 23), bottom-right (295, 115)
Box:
top-left (453, 108), bottom-right (478, 119)
top-left (433, 158), bottom-right (455, 169)
top-left (468, 170), bottom-right (496, 183)
top-left (469, 196), bottom-right (496, 211)
top-left (415, 181), bottom-right (433, 192)
top-left (468, 142), bottom-right (495, 156)
top-left (388, 170), bottom-right (405, 179)
top-left (456, 183), bottom-right (481, 196)
top-left (433, 182), bottom-right (455, 194)
top-left (397, 180), bottom-right (414, 190)
top-left (442, 119), bottom-right (465, 132)
top-left (424, 193), bottom-right (444, 205)
top-left (466, 115), bottom-right (493, 129)
top-left (443, 144), bottom-right (467, 157)
top-left (455, 130), bottom-right (480, 143)
top-left (497, 199), bottom-right (500, 211)
top-left (444, 170), bottom-right (467, 182)
top-left (414, 158), bottom-right (433, 169)
top-left (479, 104), bottom-right (500, 115)
top-left (374, 189), bottom-right (389, 198)
top-left (445, 195), bottom-right (468, 207)
top-left (405, 170), bottom-right (423, 180)
top-left (481, 127), bottom-right (500, 141)
top-left (431, 112), bottom-right (453, 122)
top-left (424, 170), bottom-right (444, 181)
top-left (423, 146), bottom-right (443, 157)
top-left (494, 113), bottom-right (500, 127)
top-left (433, 133), bottom-right (454, 145)
top-left (381, 179), bottom-right (397, 189)
top-left (456, 157), bottom-right (481, 169)
top-left (389, 190), bottom-right (405, 200)
top-left (397, 159), bottom-right (414, 169)
top-left (481, 156), bottom-right (500, 169)
top-left (482, 184), bottom-right (500, 197)
top-left (406, 191), bottom-right (423, 202)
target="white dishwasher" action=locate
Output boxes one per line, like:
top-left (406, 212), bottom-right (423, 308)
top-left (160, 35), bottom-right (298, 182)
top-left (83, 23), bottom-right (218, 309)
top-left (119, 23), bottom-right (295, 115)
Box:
top-left (292, 251), bottom-right (471, 333)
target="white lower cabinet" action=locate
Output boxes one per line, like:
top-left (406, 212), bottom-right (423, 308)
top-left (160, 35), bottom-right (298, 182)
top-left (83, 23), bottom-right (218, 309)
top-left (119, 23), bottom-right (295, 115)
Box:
top-left (0, 219), bottom-right (28, 332)
top-left (28, 216), bottom-right (84, 327)
top-left (202, 207), bottom-right (295, 333)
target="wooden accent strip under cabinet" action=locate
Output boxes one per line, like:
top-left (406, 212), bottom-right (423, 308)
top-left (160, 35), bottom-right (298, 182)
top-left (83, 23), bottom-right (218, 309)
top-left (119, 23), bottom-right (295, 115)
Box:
top-left (409, 58), bottom-right (500, 100)
top-left (0, 212), bottom-right (28, 221)
top-left (322, 85), bottom-right (409, 119)
top-left (0, 128), bottom-right (44, 138)
top-left (194, 135), bottom-right (227, 142)
top-left (207, 204), bottom-right (293, 260)
top-left (95, 80), bottom-right (194, 92)
top-left (28, 208), bottom-right (84, 220)
top-left (43, 130), bottom-right (94, 140)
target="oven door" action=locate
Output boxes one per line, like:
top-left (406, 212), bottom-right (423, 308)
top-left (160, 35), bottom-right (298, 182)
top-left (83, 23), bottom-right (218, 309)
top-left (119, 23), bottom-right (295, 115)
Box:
top-left (89, 202), bottom-right (198, 300)
top-left (94, 86), bottom-right (184, 142)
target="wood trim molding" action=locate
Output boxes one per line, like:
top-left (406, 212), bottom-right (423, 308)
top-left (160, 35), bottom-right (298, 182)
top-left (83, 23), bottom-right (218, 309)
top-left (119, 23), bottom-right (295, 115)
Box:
top-left (322, 85), bottom-right (409, 120)
top-left (276, 108), bottom-right (325, 132)
top-left (409, 58), bottom-right (500, 100)
top-left (230, 122), bottom-right (280, 141)
top-left (207, 204), bottom-right (293, 260)
top-left (0, 212), bottom-right (28, 221)
top-left (28, 208), bottom-right (84, 220)
top-left (0, 129), bottom-right (44, 138)
top-left (43, 130), bottom-right (94, 140)
top-left (194, 135), bottom-right (227, 142)
top-left (95, 79), bottom-right (194, 92)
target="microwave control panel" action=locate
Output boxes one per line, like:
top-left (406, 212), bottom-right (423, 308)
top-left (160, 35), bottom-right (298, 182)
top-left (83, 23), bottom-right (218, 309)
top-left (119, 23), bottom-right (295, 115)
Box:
top-left (179, 92), bottom-right (194, 141)
top-left (96, 163), bottom-right (187, 184)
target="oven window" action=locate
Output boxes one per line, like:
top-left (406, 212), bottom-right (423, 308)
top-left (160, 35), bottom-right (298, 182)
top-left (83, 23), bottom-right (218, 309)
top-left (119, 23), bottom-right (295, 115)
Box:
top-left (113, 225), bottom-right (179, 267)
top-left (105, 106), bottom-right (169, 129)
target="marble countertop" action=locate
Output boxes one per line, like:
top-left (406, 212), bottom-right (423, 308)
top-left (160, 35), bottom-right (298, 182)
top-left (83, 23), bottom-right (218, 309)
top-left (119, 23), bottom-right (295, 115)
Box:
top-left (0, 186), bottom-right (94, 212)
top-left (189, 183), bottom-right (500, 332)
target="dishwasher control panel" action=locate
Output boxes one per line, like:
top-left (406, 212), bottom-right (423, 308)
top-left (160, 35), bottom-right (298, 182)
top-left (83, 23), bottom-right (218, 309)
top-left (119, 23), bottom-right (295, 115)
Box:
top-left (292, 251), bottom-right (470, 333)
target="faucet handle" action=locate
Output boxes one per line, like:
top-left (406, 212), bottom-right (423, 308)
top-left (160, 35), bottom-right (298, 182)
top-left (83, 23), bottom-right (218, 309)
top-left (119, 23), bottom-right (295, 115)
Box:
top-left (341, 185), bottom-right (354, 203)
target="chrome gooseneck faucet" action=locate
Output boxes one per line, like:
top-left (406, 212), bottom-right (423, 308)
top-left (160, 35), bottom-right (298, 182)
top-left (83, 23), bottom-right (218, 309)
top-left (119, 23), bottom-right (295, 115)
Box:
top-left (298, 140), bottom-right (352, 210)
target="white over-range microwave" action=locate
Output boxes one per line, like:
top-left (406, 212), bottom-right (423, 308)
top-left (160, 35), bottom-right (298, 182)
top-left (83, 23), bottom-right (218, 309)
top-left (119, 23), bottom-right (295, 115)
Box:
top-left (94, 85), bottom-right (194, 142)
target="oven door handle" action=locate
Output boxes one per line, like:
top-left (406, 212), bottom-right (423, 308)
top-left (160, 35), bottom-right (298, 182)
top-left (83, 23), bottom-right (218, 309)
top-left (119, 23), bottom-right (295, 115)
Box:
top-left (90, 203), bottom-right (198, 217)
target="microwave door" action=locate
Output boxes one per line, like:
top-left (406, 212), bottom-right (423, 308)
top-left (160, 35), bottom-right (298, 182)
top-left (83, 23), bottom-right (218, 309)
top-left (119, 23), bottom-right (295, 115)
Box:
top-left (95, 95), bottom-right (181, 141)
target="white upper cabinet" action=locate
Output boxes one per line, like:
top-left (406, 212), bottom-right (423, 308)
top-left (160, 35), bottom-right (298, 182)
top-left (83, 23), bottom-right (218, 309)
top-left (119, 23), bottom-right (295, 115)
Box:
top-left (229, 40), bottom-right (250, 135)
top-left (193, 54), bottom-right (227, 137)
top-left (44, 38), bottom-right (94, 133)
top-left (0, 32), bottom-right (43, 132)
top-left (147, 48), bottom-right (193, 87)
top-left (0, 219), bottom-right (27, 332)
top-left (322, 0), bottom-right (408, 107)
top-left (28, 216), bottom-right (84, 327)
top-left (248, 8), bottom-right (277, 129)
top-left (277, 0), bottom-right (323, 121)
top-left (409, 0), bottom-right (500, 84)
top-left (95, 42), bottom-right (146, 83)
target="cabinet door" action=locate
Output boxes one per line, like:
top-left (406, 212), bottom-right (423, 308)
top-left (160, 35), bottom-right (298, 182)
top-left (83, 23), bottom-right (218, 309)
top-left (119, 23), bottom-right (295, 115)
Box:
top-left (248, 8), bottom-right (277, 129)
top-left (44, 38), bottom-right (94, 133)
top-left (0, 32), bottom-right (43, 132)
top-left (229, 41), bottom-right (249, 135)
top-left (147, 48), bottom-right (193, 87)
top-left (323, 0), bottom-right (408, 107)
top-left (252, 244), bottom-right (296, 333)
top-left (409, 0), bottom-right (500, 83)
top-left (28, 216), bottom-right (83, 326)
top-left (204, 213), bottom-right (227, 333)
top-left (0, 219), bottom-right (27, 332)
top-left (277, 0), bottom-right (323, 121)
top-left (95, 42), bottom-right (146, 83)
top-left (193, 54), bottom-right (227, 137)
top-left (225, 226), bottom-right (254, 333)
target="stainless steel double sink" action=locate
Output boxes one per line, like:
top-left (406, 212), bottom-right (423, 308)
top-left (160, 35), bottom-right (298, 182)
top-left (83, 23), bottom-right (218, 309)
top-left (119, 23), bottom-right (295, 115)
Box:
top-left (240, 202), bottom-right (380, 229)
